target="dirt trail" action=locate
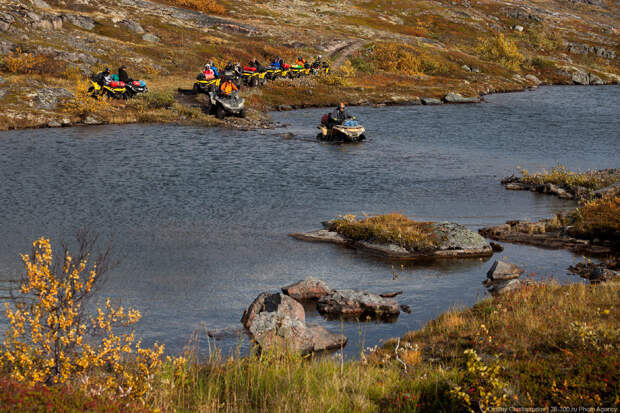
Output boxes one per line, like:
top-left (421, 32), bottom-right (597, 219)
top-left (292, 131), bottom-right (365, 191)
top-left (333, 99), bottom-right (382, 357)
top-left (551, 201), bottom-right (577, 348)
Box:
top-left (329, 39), bottom-right (365, 67)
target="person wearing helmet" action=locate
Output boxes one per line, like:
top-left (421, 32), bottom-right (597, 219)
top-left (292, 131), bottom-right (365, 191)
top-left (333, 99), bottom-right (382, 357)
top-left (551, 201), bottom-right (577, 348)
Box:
top-left (208, 61), bottom-right (219, 77)
top-left (219, 75), bottom-right (238, 96)
top-left (202, 63), bottom-right (215, 80)
top-left (95, 67), bottom-right (111, 86)
top-left (295, 56), bottom-right (306, 66)
top-left (312, 55), bottom-right (324, 69)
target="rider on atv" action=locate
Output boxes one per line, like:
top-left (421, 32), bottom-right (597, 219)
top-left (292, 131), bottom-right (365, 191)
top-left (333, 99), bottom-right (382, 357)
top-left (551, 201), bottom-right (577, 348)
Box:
top-left (94, 67), bottom-right (112, 86)
top-left (219, 76), bottom-right (238, 96)
top-left (329, 102), bottom-right (349, 127)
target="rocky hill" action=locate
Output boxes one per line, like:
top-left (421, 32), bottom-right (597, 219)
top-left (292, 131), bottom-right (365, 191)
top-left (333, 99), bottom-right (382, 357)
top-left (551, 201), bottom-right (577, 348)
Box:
top-left (0, 0), bottom-right (618, 129)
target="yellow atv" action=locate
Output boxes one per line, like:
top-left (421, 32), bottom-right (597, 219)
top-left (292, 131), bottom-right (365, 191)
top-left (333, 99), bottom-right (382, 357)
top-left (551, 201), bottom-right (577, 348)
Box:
top-left (241, 67), bottom-right (267, 87)
top-left (193, 78), bottom-right (221, 94)
top-left (88, 80), bottom-right (127, 99)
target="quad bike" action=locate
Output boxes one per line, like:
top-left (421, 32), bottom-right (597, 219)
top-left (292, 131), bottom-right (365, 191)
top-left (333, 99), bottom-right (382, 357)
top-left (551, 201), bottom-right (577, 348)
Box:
top-left (206, 90), bottom-right (246, 119)
top-left (265, 66), bottom-right (283, 81)
top-left (311, 62), bottom-right (330, 75)
top-left (241, 67), bottom-right (267, 87)
top-left (124, 80), bottom-right (148, 98)
top-left (317, 114), bottom-right (366, 143)
top-left (193, 73), bottom-right (221, 94)
top-left (88, 79), bottom-right (127, 99)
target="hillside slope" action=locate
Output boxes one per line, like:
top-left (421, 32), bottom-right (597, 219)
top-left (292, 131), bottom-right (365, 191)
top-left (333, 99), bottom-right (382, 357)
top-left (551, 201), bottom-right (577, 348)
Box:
top-left (0, 0), bottom-right (618, 129)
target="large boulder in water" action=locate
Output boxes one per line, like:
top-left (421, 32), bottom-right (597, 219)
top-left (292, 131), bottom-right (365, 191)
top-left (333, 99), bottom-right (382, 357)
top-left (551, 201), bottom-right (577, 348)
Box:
top-left (317, 289), bottom-right (400, 319)
top-left (241, 292), bottom-right (346, 353)
top-left (282, 277), bottom-right (333, 301)
top-left (241, 292), bottom-right (305, 328)
top-left (485, 260), bottom-right (524, 282)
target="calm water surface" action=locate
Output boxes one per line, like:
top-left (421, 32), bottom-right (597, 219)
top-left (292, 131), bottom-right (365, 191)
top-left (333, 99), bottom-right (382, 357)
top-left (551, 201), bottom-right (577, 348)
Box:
top-left (0, 86), bottom-right (618, 356)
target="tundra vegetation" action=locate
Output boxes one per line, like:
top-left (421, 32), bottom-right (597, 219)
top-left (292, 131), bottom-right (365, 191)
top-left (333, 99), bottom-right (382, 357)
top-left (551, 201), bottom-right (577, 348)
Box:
top-left (0, 0), bottom-right (618, 129)
top-left (1, 236), bottom-right (618, 411)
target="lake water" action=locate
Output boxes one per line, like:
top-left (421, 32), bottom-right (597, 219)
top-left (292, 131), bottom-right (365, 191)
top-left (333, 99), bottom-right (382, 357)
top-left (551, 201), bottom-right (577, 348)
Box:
top-left (0, 85), bottom-right (618, 357)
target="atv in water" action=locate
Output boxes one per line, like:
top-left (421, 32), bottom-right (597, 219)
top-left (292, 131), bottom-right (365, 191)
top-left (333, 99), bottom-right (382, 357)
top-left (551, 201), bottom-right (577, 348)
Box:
top-left (206, 90), bottom-right (246, 119)
top-left (317, 115), bottom-right (366, 143)
top-left (88, 79), bottom-right (127, 99)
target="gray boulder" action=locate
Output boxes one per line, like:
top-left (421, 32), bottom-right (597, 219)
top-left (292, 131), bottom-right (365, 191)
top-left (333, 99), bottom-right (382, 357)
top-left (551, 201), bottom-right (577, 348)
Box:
top-left (421, 97), bottom-right (442, 105)
top-left (82, 115), bottom-right (103, 125)
top-left (435, 222), bottom-right (489, 251)
top-left (241, 292), bottom-right (346, 353)
top-left (444, 92), bottom-right (480, 103)
top-left (525, 74), bottom-right (541, 85)
top-left (120, 19), bottom-right (145, 34)
top-left (62, 14), bottom-right (96, 31)
top-left (489, 279), bottom-right (526, 294)
top-left (30, 0), bottom-right (51, 8)
top-left (241, 292), bottom-right (305, 329)
top-left (142, 33), bottom-right (160, 43)
top-left (589, 74), bottom-right (604, 85)
top-left (486, 260), bottom-right (524, 282)
top-left (317, 289), bottom-right (400, 318)
top-left (282, 277), bottom-right (333, 301)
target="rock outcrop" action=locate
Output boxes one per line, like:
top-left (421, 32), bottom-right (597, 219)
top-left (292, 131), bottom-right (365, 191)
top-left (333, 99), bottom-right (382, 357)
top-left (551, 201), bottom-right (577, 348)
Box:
top-left (443, 92), bottom-right (480, 103)
top-left (241, 292), bottom-right (346, 353)
top-left (282, 277), bottom-right (333, 301)
top-left (317, 289), bottom-right (400, 319)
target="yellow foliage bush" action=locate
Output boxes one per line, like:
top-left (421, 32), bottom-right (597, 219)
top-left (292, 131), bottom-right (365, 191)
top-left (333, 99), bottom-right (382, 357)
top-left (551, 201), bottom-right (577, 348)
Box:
top-left (62, 79), bottom-right (113, 117)
top-left (449, 349), bottom-right (509, 412)
top-left (476, 34), bottom-right (524, 71)
top-left (0, 236), bottom-right (164, 398)
top-left (169, 0), bottom-right (226, 15)
top-left (371, 42), bottom-right (421, 76)
top-left (571, 193), bottom-right (620, 239)
top-left (3, 48), bottom-right (46, 74)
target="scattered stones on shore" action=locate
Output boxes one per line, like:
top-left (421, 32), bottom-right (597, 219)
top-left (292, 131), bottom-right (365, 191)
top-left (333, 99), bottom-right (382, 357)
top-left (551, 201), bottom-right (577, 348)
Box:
top-left (479, 219), bottom-right (613, 255)
top-left (568, 260), bottom-right (620, 284)
top-left (291, 220), bottom-right (493, 260)
top-left (241, 292), bottom-right (346, 354)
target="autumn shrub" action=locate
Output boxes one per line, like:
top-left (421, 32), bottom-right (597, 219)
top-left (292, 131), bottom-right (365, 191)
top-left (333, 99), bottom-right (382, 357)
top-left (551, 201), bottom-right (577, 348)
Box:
top-left (525, 26), bottom-right (563, 52)
top-left (2, 48), bottom-right (66, 76)
top-left (327, 213), bottom-right (441, 251)
top-left (571, 193), bottom-right (620, 240)
top-left (0, 233), bottom-right (164, 400)
top-left (369, 42), bottom-right (421, 76)
top-left (62, 79), bottom-right (113, 117)
top-left (476, 33), bottom-right (524, 71)
top-left (168, 0), bottom-right (226, 15)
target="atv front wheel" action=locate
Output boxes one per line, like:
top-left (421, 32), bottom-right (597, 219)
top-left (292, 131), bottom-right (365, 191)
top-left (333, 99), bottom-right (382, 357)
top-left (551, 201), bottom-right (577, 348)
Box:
top-left (216, 105), bottom-right (226, 119)
top-left (238, 109), bottom-right (246, 118)
top-left (250, 77), bottom-right (258, 87)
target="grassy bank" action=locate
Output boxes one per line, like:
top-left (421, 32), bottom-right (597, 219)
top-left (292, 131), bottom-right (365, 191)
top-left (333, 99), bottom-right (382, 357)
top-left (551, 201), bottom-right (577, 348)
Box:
top-left (3, 281), bottom-right (618, 412)
top-left (1, 0), bottom-right (618, 130)
top-left (518, 166), bottom-right (620, 192)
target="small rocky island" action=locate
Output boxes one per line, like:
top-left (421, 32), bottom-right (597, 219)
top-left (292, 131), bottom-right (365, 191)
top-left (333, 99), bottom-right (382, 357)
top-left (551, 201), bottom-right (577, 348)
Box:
top-left (291, 213), bottom-right (494, 259)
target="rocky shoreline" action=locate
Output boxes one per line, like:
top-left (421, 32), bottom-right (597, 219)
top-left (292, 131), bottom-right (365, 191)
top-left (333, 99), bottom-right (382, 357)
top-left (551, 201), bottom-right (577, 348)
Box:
top-left (501, 168), bottom-right (620, 201)
top-left (478, 219), bottom-right (614, 255)
top-left (291, 221), bottom-right (494, 260)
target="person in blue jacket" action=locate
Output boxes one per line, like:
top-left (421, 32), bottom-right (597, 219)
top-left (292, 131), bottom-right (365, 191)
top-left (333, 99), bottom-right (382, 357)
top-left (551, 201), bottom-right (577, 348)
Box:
top-left (209, 61), bottom-right (219, 77)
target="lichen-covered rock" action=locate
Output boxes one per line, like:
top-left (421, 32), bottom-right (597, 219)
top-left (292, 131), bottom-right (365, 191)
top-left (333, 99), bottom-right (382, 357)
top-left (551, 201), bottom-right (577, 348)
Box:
top-left (241, 292), bottom-right (305, 329)
top-left (317, 289), bottom-right (400, 318)
top-left (435, 222), bottom-right (489, 251)
top-left (242, 292), bottom-right (346, 353)
top-left (282, 277), bottom-right (333, 301)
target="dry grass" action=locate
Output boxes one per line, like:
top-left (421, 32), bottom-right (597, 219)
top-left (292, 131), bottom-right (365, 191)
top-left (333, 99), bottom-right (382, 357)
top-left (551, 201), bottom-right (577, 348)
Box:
top-left (162, 0), bottom-right (226, 14)
top-left (519, 165), bottom-right (619, 190)
top-left (327, 213), bottom-right (441, 251)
